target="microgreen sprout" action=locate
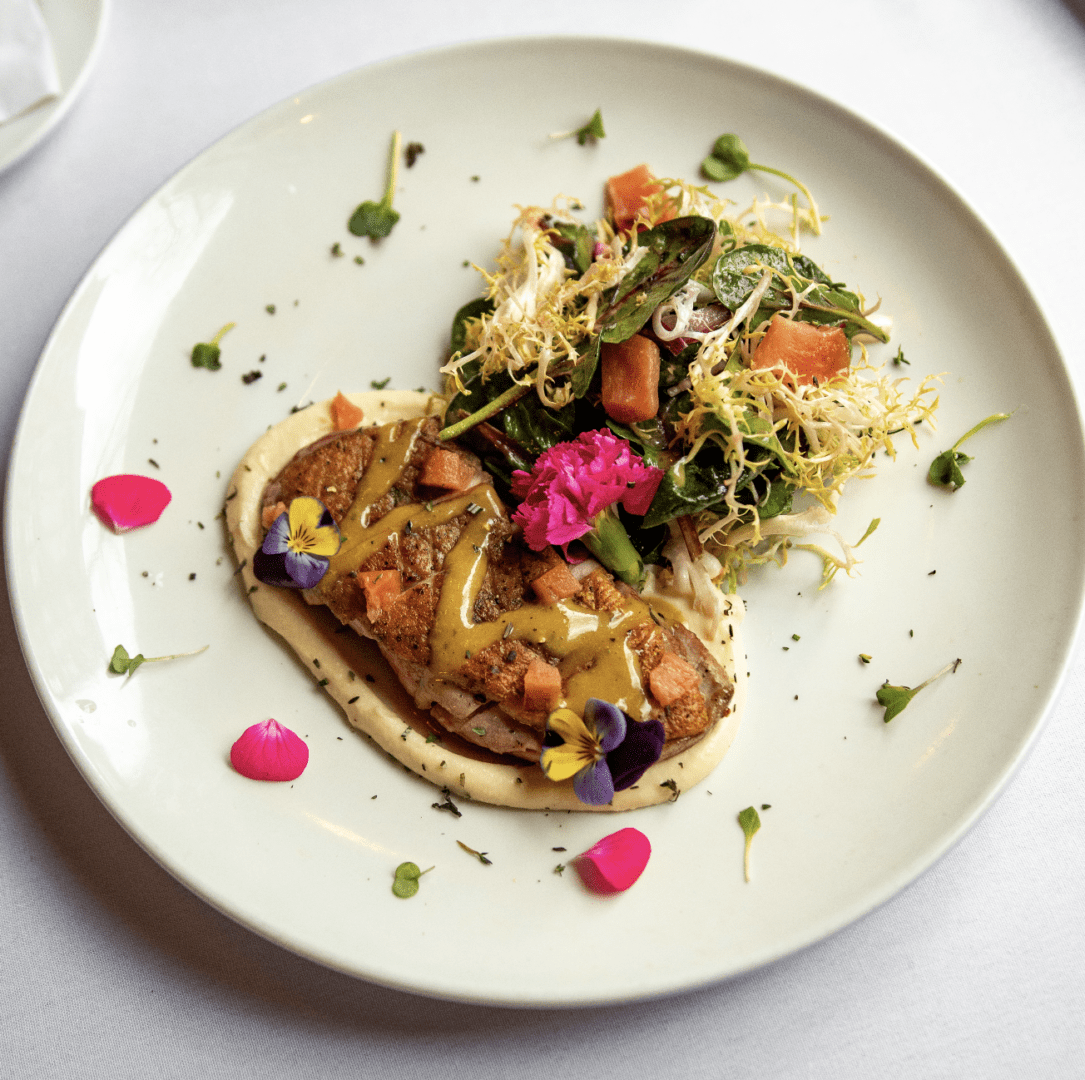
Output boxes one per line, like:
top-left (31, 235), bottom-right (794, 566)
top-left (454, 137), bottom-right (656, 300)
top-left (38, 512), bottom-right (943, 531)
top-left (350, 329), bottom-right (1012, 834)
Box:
top-left (738, 806), bottom-right (761, 882)
top-left (550, 108), bottom-right (606, 145)
top-left (190, 323), bottom-right (235, 370)
top-left (392, 861), bottom-right (432, 898)
top-left (109, 643), bottom-right (208, 677)
top-left (349, 130), bottom-right (402, 240)
top-left (456, 840), bottom-right (492, 865)
top-left (876, 658), bottom-right (961, 722)
top-left (702, 134), bottom-right (821, 234)
top-left (928, 413), bottom-right (1011, 491)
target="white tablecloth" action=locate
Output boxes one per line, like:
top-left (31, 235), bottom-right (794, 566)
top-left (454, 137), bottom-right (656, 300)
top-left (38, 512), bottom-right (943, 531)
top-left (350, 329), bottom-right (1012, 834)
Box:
top-left (2, 1), bottom-right (1083, 1075)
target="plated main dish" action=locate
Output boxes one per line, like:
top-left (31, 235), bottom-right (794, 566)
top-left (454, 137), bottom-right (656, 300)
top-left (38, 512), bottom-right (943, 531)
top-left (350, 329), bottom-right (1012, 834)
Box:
top-left (224, 141), bottom-right (937, 814)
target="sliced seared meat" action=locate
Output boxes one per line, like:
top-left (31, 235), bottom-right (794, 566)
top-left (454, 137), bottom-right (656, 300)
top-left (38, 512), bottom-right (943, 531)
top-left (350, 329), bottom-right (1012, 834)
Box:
top-left (260, 415), bottom-right (733, 761)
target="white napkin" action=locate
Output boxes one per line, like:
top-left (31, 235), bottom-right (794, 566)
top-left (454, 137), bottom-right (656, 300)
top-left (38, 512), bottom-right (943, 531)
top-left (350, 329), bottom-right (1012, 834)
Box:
top-left (0, 0), bottom-right (61, 124)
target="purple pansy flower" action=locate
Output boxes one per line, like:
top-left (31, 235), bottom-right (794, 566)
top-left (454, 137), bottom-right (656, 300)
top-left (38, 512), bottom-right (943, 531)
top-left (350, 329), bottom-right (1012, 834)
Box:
top-left (252, 496), bottom-right (341, 589)
top-left (540, 698), bottom-right (665, 806)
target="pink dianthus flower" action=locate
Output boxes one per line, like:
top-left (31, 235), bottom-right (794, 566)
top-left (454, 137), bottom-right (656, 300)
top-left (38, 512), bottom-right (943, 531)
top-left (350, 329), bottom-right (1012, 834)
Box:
top-left (510, 430), bottom-right (663, 554)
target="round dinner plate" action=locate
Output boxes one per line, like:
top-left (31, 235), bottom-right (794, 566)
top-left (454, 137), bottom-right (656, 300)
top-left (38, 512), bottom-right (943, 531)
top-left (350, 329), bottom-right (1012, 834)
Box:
top-left (6, 37), bottom-right (1083, 1006)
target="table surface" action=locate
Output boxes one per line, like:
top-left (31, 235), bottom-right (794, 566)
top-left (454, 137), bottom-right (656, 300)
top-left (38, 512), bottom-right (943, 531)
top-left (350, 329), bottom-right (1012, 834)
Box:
top-left (3, 1), bottom-right (1084, 1076)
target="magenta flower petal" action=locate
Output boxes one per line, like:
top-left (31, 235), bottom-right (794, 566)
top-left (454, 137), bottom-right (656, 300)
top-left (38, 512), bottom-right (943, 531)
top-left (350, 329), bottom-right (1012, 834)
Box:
top-left (573, 827), bottom-right (652, 894)
top-left (230, 719), bottom-right (309, 781)
top-left (510, 430), bottom-right (663, 554)
top-left (91, 474), bottom-right (172, 533)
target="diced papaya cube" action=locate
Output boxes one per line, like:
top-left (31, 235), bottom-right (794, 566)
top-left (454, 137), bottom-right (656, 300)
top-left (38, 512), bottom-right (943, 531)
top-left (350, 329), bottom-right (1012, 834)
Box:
top-left (750, 315), bottom-right (850, 387)
top-left (355, 569), bottom-right (403, 622)
top-left (419, 446), bottom-right (477, 491)
top-left (601, 334), bottom-right (661, 423)
top-left (330, 391), bottom-right (364, 431)
top-left (530, 562), bottom-right (580, 606)
top-left (649, 651), bottom-right (700, 707)
top-left (523, 658), bottom-right (562, 712)
top-left (261, 500), bottom-right (288, 530)
top-left (605, 164), bottom-right (675, 232)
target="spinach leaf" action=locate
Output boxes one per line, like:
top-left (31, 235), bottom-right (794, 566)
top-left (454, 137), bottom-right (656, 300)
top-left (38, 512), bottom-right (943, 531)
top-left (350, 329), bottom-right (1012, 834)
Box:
top-left (449, 296), bottom-right (495, 357)
top-left (712, 243), bottom-right (889, 343)
top-left (567, 333), bottom-right (601, 399)
top-left (755, 476), bottom-right (794, 520)
top-left (712, 243), bottom-right (830, 309)
top-left (605, 418), bottom-right (665, 466)
top-left (642, 455), bottom-right (736, 528)
top-left (546, 220), bottom-right (595, 275)
top-left (443, 365), bottom-right (512, 431)
top-left (622, 510), bottom-right (669, 565)
top-left (598, 216), bottom-right (716, 344)
top-left (502, 391), bottom-right (578, 456)
top-left (692, 406), bottom-right (794, 477)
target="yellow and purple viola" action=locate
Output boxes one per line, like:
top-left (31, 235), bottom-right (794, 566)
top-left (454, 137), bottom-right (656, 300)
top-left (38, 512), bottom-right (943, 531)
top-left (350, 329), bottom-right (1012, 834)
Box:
top-left (540, 698), bottom-right (665, 806)
top-left (252, 496), bottom-right (341, 589)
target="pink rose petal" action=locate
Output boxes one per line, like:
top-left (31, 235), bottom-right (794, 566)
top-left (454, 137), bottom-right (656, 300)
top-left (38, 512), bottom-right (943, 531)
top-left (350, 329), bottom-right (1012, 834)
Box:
top-left (91, 474), bottom-right (172, 533)
top-left (572, 827), bottom-right (651, 894)
top-left (230, 719), bottom-right (309, 782)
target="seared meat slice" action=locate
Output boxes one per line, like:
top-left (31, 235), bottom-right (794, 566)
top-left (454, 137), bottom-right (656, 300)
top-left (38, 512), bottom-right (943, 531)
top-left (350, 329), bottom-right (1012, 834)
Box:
top-left (264, 429), bottom-right (374, 521)
top-left (627, 621), bottom-right (734, 741)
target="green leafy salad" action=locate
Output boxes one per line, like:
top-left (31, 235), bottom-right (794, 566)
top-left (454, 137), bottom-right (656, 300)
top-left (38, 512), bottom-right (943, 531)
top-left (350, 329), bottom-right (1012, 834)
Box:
top-left (439, 153), bottom-right (939, 593)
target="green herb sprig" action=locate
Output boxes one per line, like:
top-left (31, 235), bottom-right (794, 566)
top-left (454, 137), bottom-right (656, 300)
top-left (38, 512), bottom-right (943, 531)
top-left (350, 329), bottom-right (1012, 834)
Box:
top-left (928, 413), bottom-right (1011, 491)
top-left (392, 861), bottom-right (433, 898)
top-left (551, 108), bottom-right (606, 145)
top-left (109, 642), bottom-right (208, 677)
top-left (190, 323), bottom-right (235, 370)
top-left (702, 134), bottom-right (821, 235)
top-left (876, 658), bottom-right (961, 722)
top-left (349, 130), bottom-right (402, 240)
top-left (738, 806), bottom-right (761, 882)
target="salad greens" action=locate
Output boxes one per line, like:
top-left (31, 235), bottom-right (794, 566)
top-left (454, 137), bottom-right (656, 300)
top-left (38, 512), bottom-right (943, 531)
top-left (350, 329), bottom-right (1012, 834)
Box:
top-left (711, 243), bottom-right (889, 343)
top-left (438, 155), bottom-right (938, 590)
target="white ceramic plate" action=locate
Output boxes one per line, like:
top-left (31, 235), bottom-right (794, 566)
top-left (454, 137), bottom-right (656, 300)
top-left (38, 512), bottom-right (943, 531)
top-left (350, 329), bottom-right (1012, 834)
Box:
top-left (7, 38), bottom-right (1084, 1006)
top-left (0, 0), bottom-right (108, 173)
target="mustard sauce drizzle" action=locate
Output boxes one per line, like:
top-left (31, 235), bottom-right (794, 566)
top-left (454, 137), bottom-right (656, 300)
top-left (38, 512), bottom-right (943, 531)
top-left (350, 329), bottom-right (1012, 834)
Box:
top-left (326, 419), bottom-right (668, 718)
